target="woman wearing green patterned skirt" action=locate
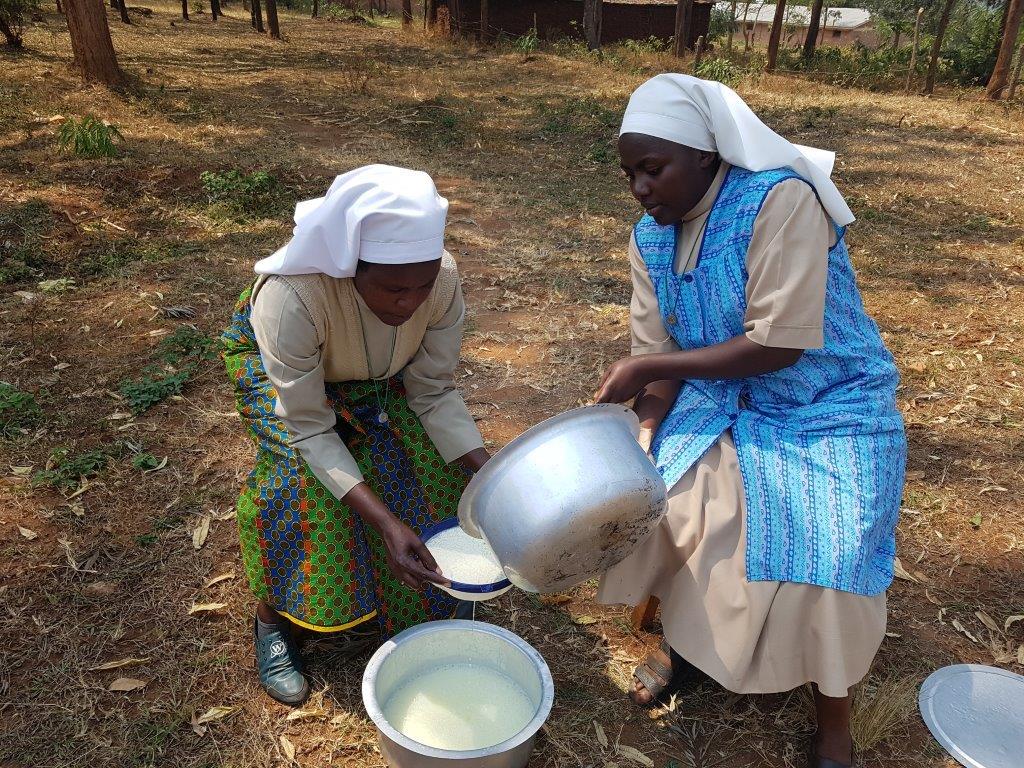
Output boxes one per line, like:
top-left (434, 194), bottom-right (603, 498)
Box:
top-left (222, 165), bottom-right (490, 705)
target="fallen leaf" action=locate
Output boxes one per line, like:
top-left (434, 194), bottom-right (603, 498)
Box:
top-left (594, 721), bottom-right (608, 749)
top-left (905, 469), bottom-right (926, 481)
top-left (109, 677), bottom-right (147, 692)
top-left (188, 602), bottom-right (227, 615)
top-left (280, 735), bottom-right (296, 761)
top-left (11, 466), bottom-right (33, 476)
top-left (204, 573), bottom-right (235, 588)
top-left (53, 362), bottom-right (71, 370)
top-left (1005, 615), bottom-right (1024, 632)
top-left (893, 557), bottom-right (918, 583)
top-left (573, 615), bottom-right (598, 625)
top-left (18, 525), bottom-right (38, 540)
top-left (286, 707), bottom-right (326, 721)
top-left (143, 456), bottom-right (169, 473)
top-left (192, 516), bottom-right (210, 550)
top-left (970, 512), bottom-right (983, 529)
top-left (952, 618), bottom-right (979, 644)
top-left (907, 361), bottom-right (927, 373)
top-left (106, 412), bottom-right (133, 421)
top-left (195, 705), bottom-right (235, 725)
top-left (615, 744), bottom-right (654, 768)
top-left (975, 611), bottom-right (1000, 634)
top-left (89, 657), bottom-right (150, 671)
top-left (540, 594), bottom-right (571, 606)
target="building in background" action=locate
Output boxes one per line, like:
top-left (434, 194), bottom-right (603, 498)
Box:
top-left (726, 3), bottom-right (876, 48)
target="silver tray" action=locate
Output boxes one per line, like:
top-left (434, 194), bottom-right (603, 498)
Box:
top-left (919, 664), bottom-right (1024, 768)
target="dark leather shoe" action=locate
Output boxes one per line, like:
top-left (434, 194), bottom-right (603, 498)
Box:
top-left (254, 617), bottom-right (310, 706)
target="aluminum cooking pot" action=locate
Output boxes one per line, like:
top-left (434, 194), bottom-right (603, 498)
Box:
top-left (458, 404), bottom-right (668, 593)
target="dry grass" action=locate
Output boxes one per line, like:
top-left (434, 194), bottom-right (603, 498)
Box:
top-left (1, 3), bottom-right (1022, 767)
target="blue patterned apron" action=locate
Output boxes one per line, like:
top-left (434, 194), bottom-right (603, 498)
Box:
top-left (635, 166), bottom-right (906, 596)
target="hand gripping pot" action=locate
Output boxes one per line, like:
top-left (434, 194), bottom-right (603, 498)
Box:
top-left (458, 404), bottom-right (669, 593)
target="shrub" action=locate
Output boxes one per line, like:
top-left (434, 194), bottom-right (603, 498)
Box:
top-left (119, 327), bottom-right (215, 414)
top-left (200, 169), bottom-right (286, 219)
top-left (0, 0), bottom-right (41, 48)
top-left (33, 447), bottom-right (109, 491)
top-left (695, 56), bottom-right (742, 86)
top-left (56, 116), bottom-right (124, 159)
top-left (0, 383), bottom-right (41, 439)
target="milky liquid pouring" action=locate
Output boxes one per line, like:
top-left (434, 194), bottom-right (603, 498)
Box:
top-left (426, 526), bottom-right (505, 585)
top-left (382, 663), bottom-right (535, 751)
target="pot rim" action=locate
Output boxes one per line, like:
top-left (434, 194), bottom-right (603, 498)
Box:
top-left (421, 518), bottom-right (512, 593)
top-left (458, 403), bottom-right (639, 537)
top-left (361, 620), bottom-right (555, 760)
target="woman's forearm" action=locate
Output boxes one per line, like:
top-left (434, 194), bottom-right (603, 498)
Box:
top-left (643, 335), bottom-right (802, 382)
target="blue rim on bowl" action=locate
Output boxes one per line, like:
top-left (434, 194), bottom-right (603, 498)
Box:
top-left (421, 518), bottom-right (512, 594)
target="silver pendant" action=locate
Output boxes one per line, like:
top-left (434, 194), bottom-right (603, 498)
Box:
top-left (377, 411), bottom-right (389, 425)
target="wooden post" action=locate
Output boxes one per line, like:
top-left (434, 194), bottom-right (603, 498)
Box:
top-left (583, 0), bottom-right (602, 51)
top-left (181, 0), bottom-right (189, 19)
top-left (211, 0), bottom-right (220, 20)
top-left (905, 7), bottom-right (923, 94)
top-left (311, 0), bottom-right (317, 17)
top-left (630, 596), bottom-right (660, 633)
top-left (986, 0), bottom-right (1023, 98)
top-left (694, 34), bottom-right (705, 69)
top-left (1007, 41), bottom-right (1024, 100)
top-left (673, 0), bottom-right (693, 57)
top-left (765, 0), bottom-right (787, 72)
top-left (64, 0), bottom-right (125, 87)
top-left (264, 0), bottom-right (280, 37)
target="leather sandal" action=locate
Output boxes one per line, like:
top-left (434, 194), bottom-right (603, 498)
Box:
top-left (631, 638), bottom-right (703, 707)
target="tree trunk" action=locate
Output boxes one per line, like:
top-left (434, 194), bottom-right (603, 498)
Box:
top-left (673, 0), bottom-right (693, 56)
top-left (401, 0), bottom-right (412, 26)
top-left (310, 0), bottom-right (317, 17)
top-left (583, 0), bottom-right (602, 51)
top-left (114, 0), bottom-right (130, 23)
top-left (64, 0), bottom-right (125, 87)
top-left (1007, 41), bottom-right (1023, 99)
top-left (922, 0), bottom-right (956, 95)
top-left (251, 0), bottom-right (264, 31)
top-left (425, 0), bottom-right (437, 28)
top-left (479, 0), bottom-right (487, 40)
top-left (211, 0), bottom-right (220, 20)
top-left (726, 0), bottom-right (737, 52)
top-left (891, 28), bottom-right (900, 49)
top-left (56, 0), bottom-right (63, 14)
top-left (986, 0), bottom-right (1023, 98)
top-left (264, 0), bottom-right (280, 37)
top-left (802, 0), bottom-right (824, 59)
top-left (0, 15), bottom-right (23, 46)
top-left (766, 0), bottom-right (787, 72)
top-left (905, 8), bottom-right (923, 93)
top-left (181, 0), bottom-right (189, 19)
top-left (989, 0), bottom-right (1012, 80)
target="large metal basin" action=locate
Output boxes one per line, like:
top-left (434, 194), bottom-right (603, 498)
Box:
top-left (458, 404), bottom-right (668, 593)
top-left (362, 620), bottom-right (554, 768)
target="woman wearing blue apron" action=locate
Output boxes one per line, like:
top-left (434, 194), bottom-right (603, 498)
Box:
top-left (594, 75), bottom-right (906, 768)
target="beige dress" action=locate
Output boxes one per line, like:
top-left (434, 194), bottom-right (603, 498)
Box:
top-left (248, 252), bottom-right (484, 502)
top-left (597, 163), bottom-right (886, 698)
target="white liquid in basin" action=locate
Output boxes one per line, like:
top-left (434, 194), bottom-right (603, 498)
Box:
top-left (382, 662), bottom-right (536, 750)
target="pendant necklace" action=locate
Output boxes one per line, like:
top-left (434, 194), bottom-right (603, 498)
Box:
top-left (359, 303), bottom-right (398, 426)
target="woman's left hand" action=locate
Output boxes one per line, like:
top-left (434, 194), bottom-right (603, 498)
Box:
top-left (594, 356), bottom-right (656, 404)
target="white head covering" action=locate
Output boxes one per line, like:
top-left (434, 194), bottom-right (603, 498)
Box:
top-left (254, 164), bottom-right (449, 277)
top-left (619, 74), bottom-right (855, 226)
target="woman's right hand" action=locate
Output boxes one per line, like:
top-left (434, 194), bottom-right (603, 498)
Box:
top-left (380, 518), bottom-right (450, 591)
top-left (342, 481), bottom-right (449, 591)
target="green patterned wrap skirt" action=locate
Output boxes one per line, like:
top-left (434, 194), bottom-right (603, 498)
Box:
top-left (222, 287), bottom-right (464, 637)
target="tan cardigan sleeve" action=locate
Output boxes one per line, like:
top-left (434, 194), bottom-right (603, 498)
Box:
top-left (744, 179), bottom-right (833, 350)
top-left (249, 278), bottom-right (365, 498)
top-left (628, 231), bottom-right (681, 357)
top-left (402, 276), bottom-right (485, 463)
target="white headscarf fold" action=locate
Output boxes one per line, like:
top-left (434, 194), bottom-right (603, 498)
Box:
top-left (619, 74), bottom-right (855, 226)
top-left (254, 164), bottom-right (449, 277)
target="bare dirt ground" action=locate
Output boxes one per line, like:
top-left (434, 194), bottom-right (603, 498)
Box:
top-left (1, 5), bottom-right (1022, 767)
